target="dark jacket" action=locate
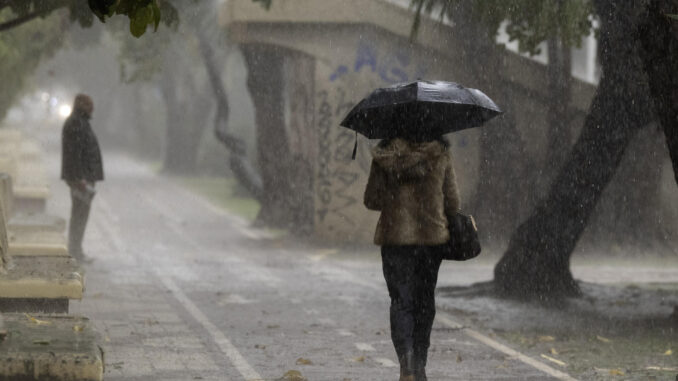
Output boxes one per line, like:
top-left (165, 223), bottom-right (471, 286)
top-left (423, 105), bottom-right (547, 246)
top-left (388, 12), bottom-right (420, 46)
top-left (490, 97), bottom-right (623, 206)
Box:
top-left (364, 138), bottom-right (460, 246)
top-left (61, 111), bottom-right (104, 182)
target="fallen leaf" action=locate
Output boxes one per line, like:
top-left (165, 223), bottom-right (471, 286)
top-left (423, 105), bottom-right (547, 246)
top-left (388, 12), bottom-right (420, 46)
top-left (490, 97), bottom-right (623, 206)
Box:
top-left (278, 370), bottom-right (307, 381)
top-left (663, 349), bottom-right (673, 356)
top-left (456, 354), bottom-right (462, 363)
top-left (24, 314), bottom-right (52, 326)
top-left (550, 348), bottom-right (559, 355)
top-left (267, 325), bottom-right (280, 329)
top-left (32, 339), bottom-right (50, 345)
top-left (73, 325), bottom-right (84, 332)
top-left (295, 357), bottom-right (313, 365)
top-left (351, 356), bottom-right (365, 363)
top-left (596, 335), bottom-right (612, 343)
top-left (540, 354), bottom-right (566, 367)
top-left (609, 369), bottom-right (624, 376)
top-left (538, 335), bottom-right (555, 342)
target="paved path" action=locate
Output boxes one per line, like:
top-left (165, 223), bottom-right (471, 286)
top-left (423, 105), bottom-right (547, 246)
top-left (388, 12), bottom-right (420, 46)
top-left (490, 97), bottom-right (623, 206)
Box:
top-left (43, 150), bottom-right (572, 380)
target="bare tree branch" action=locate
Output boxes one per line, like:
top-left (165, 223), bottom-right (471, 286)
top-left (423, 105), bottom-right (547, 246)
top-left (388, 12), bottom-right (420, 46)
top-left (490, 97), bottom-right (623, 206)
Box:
top-left (0, 4), bottom-right (63, 32)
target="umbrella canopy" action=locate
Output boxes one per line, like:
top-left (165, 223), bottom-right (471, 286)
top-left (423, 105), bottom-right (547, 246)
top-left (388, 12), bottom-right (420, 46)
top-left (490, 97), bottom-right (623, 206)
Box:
top-left (340, 80), bottom-right (503, 140)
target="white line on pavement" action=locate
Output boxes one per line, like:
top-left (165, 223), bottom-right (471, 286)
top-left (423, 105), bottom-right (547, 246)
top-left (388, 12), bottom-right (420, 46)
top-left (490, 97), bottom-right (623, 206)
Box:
top-left (435, 312), bottom-right (579, 381)
top-left (158, 273), bottom-right (264, 381)
top-left (95, 196), bottom-right (264, 381)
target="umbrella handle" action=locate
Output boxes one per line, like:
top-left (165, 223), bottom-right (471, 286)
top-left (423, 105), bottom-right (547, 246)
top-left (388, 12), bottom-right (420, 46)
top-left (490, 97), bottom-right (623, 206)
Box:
top-left (351, 132), bottom-right (358, 160)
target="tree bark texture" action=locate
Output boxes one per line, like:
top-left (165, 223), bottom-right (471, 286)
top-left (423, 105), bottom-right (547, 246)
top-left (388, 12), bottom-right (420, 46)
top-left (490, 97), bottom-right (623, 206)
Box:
top-left (194, 28), bottom-right (265, 201)
top-left (494, 0), bottom-right (655, 299)
top-left (637, 0), bottom-right (678, 186)
top-left (545, 37), bottom-right (573, 177)
top-left (241, 44), bottom-right (296, 229)
top-left (281, 52), bottom-right (316, 235)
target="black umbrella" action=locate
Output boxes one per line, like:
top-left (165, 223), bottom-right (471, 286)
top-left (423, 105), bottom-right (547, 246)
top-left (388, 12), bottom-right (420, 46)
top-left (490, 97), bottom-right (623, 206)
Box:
top-left (340, 80), bottom-right (502, 141)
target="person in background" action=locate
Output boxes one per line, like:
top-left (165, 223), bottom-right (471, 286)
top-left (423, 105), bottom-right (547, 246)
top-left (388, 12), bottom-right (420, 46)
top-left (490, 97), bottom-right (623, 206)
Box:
top-left (364, 134), bottom-right (460, 381)
top-left (61, 93), bottom-right (103, 263)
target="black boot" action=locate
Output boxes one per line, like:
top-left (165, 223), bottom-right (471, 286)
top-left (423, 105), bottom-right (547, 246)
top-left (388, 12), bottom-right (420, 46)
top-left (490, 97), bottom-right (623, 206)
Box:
top-left (398, 351), bottom-right (416, 381)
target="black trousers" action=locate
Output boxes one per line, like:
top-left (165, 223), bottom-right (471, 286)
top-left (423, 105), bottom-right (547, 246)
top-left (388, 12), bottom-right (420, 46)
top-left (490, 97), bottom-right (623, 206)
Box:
top-left (381, 245), bottom-right (444, 365)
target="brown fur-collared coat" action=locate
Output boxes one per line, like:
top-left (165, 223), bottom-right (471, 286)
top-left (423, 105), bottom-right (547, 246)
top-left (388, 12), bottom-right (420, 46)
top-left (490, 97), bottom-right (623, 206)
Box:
top-left (364, 138), bottom-right (460, 246)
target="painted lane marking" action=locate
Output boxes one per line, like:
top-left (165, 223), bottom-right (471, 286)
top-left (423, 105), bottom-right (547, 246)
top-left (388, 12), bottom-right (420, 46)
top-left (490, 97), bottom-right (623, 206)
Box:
top-left (355, 342), bottom-right (376, 351)
top-left (158, 274), bottom-right (263, 381)
top-left (95, 196), bottom-right (263, 381)
top-left (435, 312), bottom-right (579, 381)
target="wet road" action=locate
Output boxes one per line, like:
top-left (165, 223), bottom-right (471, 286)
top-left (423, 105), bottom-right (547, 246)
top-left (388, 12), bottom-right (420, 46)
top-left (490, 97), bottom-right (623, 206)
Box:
top-left (44, 151), bottom-right (571, 380)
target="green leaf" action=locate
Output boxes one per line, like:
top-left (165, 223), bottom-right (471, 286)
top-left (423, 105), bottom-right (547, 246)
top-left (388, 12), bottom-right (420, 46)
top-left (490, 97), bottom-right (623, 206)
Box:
top-left (152, 1), bottom-right (161, 31)
top-left (667, 14), bottom-right (678, 21)
top-left (129, 5), bottom-right (154, 37)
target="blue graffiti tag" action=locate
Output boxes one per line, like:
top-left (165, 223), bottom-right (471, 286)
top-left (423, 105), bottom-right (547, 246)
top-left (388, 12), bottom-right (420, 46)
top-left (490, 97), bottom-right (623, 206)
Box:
top-left (329, 41), bottom-right (428, 83)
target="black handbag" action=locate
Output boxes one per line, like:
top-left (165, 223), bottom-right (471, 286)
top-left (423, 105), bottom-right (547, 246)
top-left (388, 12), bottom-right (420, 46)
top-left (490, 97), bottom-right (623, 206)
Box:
top-left (444, 212), bottom-right (481, 261)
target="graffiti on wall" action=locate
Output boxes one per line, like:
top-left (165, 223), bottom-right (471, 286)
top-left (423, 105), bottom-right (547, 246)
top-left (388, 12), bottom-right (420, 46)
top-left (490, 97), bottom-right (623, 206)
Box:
top-left (330, 41), bottom-right (428, 84)
top-left (316, 88), bottom-right (359, 225)
top-left (315, 40), bottom-right (429, 233)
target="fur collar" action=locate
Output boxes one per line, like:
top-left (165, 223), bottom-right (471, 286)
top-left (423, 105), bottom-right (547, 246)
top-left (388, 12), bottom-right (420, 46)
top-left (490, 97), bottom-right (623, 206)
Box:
top-left (371, 138), bottom-right (446, 181)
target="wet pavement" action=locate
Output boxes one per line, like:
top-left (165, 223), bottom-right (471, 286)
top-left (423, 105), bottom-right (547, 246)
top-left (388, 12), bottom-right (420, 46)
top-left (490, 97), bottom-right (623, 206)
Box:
top-left (43, 150), bottom-right (573, 380)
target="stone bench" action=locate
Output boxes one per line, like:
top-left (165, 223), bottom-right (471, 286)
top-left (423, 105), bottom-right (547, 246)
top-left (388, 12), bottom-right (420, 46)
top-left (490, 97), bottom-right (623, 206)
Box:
top-left (0, 197), bottom-right (83, 313)
top-left (0, 130), bottom-right (50, 214)
top-left (0, 313), bottom-right (103, 381)
top-left (13, 161), bottom-right (50, 214)
top-left (0, 257), bottom-right (83, 312)
top-left (7, 231), bottom-right (68, 258)
top-left (0, 174), bottom-right (68, 257)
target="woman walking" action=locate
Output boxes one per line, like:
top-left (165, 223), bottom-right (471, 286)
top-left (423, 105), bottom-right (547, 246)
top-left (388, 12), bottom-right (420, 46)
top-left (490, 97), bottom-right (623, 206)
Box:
top-left (364, 135), bottom-right (460, 381)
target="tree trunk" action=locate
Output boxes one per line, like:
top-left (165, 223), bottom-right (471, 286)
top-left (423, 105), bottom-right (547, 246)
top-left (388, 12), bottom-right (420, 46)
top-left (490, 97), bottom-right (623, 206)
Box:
top-left (160, 61), bottom-right (205, 174)
top-left (495, 75), bottom-right (641, 299)
top-left (241, 44), bottom-right (295, 228)
top-left (194, 28), bottom-right (264, 201)
top-left (494, 0), bottom-right (655, 300)
top-left (544, 37), bottom-right (573, 177)
top-left (637, 0), bottom-right (678, 186)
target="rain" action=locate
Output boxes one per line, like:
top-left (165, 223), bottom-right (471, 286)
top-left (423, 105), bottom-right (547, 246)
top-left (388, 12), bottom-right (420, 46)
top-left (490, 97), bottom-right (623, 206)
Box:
top-left (0, 0), bottom-right (676, 380)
